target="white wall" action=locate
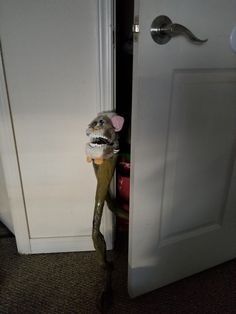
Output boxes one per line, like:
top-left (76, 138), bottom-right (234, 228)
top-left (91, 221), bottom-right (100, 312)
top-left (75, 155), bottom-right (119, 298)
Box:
top-left (0, 0), bottom-right (113, 253)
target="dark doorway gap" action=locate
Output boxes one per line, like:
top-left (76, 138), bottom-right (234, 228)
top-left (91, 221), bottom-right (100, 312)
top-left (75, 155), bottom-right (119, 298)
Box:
top-left (115, 0), bottom-right (134, 236)
top-left (116, 0), bottom-right (134, 154)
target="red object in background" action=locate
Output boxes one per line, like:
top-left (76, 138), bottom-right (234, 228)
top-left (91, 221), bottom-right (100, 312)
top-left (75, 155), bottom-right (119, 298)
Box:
top-left (117, 160), bottom-right (130, 229)
top-left (117, 162), bottom-right (130, 202)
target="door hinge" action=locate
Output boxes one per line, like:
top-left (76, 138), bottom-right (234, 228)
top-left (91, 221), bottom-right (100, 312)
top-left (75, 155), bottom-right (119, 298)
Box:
top-left (132, 24), bottom-right (140, 34)
top-left (132, 16), bottom-right (139, 42)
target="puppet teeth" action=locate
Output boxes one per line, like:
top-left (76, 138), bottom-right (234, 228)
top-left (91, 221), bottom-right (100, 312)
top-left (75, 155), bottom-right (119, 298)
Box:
top-left (89, 134), bottom-right (109, 140)
top-left (89, 134), bottom-right (113, 145)
top-left (89, 143), bottom-right (107, 148)
top-left (90, 143), bottom-right (98, 147)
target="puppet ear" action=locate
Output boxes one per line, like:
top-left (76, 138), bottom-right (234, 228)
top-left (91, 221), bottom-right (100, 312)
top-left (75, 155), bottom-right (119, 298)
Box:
top-left (111, 115), bottom-right (124, 132)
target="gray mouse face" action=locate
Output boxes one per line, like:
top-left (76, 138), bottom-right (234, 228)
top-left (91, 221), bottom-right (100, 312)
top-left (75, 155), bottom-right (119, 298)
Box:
top-left (86, 114), bottom-right (119, 161)
top-left (86, 113), bottom-right (124, 163)
top-left (86, 114), bottom-right (117, 148)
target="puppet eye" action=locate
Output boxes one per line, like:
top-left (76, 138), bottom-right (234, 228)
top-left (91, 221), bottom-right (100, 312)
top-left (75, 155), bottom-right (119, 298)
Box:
top-left (99, 119), bottom-right (105, 125)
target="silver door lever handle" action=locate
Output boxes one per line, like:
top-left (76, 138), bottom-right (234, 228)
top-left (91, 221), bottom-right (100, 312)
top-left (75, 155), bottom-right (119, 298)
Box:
top-left (150, 15), bottom-right (208, 45)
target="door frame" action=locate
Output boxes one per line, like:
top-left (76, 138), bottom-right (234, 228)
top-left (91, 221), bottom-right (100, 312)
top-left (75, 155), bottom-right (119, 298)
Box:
top-left (0, 46), bottom-right (30, 253)
top-left (97, 0), bottom-right (115, 249)
top-left (0, 0), bottom-right (114, 254)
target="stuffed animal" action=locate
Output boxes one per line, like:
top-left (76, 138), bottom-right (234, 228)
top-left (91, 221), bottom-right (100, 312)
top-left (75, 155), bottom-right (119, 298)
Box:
top-left (86, 112), bottom-right (124, 164)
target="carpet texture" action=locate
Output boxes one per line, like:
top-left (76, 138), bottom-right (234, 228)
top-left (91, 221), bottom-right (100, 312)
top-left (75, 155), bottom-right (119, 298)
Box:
top-left (0, 222), bottom-right (236, 313)
top-left (0, 222), bottom-right (13, 238)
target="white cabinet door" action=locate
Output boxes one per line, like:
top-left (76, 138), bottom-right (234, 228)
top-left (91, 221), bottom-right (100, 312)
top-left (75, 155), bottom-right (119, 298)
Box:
top-left (129, 0), bottom-right (236, 297)
top-left (0, 0), bottom-right (113, 253)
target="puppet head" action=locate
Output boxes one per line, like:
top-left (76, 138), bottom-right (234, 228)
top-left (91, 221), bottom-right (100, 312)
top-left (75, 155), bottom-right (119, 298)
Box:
top-left (86, 112), bottom-right (124, 165)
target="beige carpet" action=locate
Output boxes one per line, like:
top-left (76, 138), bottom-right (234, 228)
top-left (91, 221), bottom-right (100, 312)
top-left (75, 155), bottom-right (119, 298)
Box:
top-left (0, 223), bottom-right (236, 313)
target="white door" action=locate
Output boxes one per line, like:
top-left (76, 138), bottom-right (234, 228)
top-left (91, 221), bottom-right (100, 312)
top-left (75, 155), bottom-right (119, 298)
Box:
top-left (0, 0), bottom-right (113, 253)
top-left (129, 0), bottom-right (236, 297)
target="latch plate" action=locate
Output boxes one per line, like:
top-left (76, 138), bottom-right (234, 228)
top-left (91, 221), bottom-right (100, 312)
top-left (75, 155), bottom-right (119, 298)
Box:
top-left (132, 24), bottom-right (140, 34)
top-left (132, 16), bottom-right (140, 42)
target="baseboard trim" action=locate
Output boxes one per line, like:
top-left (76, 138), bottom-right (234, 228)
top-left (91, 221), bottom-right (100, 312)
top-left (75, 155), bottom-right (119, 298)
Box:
top-left (30, 236), bottom-right (95, 254)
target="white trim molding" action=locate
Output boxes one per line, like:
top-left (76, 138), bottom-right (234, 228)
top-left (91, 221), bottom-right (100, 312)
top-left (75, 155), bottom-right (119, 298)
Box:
top-left (97, 0), bottom-right (115, 250)
top-left (0, 46), bottom-right (31, 253)
top-left (30, 236), bottom-right (94, 254)
top-left (97, 0), bottom-right (115, 112)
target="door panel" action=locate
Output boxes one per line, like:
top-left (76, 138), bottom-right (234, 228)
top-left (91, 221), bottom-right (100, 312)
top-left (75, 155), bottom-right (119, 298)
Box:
top-left (161, 70), bottom-right (236, 244)
top-left (129, 0), bottom-right (236, 297)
